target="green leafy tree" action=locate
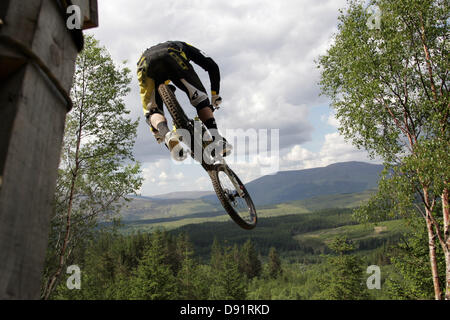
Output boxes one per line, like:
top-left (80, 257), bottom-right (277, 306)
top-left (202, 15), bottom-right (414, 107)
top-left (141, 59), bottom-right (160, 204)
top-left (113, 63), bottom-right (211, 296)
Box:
top-left (130, 231), bottom-right (178, 300)
top-left (316, 236), bottom-right (369, 300)
top-left (386, 217), bottom-right (446, 299)
top-left (240, 239), bottom-right (262, 280)
top-left (210, 237), bottom-right (223, 270)
top-left (318, 0), bottom-right (449, 299)
top-left (42, 35), bottom-right (142, 299)
top-left (108, 268), bottom-right (133, 300)
top-left (177, 249), bottom-right (198, 299)
top-left (209, 246), bottom-right (247, 300)
top-left (51, 230), bottom-right (125, 300)
top-left (267, 247), bottom-right (282, 279)
top-left (177, 238), bottom-right (209, 300)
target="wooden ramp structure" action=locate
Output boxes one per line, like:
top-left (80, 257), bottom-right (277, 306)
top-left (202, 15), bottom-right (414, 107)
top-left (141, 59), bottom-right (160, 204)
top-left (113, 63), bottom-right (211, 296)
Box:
top-left (0, 0), bottom-right (98, 299)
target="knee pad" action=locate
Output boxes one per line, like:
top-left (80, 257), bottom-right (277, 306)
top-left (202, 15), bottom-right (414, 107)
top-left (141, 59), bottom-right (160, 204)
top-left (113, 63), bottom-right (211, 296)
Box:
top-left (179, 79), bottom-right (209, 108)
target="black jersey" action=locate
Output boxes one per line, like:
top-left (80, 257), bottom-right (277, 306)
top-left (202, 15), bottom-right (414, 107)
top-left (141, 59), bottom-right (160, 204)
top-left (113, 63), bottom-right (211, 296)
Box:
top-left (143, 41), bottom-right (220, 94)
top-left (137, 41), bottom-right (220, 120)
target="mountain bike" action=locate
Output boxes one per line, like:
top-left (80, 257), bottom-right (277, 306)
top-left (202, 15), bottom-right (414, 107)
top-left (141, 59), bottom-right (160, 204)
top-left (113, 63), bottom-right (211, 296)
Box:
top-left (158, 84), bottom-right (257, 230)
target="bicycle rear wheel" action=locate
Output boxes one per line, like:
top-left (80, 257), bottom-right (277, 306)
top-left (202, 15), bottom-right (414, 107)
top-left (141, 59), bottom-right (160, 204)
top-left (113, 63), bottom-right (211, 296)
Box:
top-left (158, 84), bottom-right (190, 130)
top-left (209, 164), bottom-right (257, 230)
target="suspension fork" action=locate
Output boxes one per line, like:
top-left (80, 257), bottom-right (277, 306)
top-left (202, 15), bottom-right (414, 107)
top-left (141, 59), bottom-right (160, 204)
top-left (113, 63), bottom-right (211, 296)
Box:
top-left (218, 163), bottom-right (245, 198)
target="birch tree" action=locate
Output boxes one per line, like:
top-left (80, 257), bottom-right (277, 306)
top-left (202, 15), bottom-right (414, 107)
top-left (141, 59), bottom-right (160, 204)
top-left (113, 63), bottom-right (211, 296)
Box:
top-left (318, 0), bottom-right (449, 299)
top-left (41, 35), bottom-right (142, 299)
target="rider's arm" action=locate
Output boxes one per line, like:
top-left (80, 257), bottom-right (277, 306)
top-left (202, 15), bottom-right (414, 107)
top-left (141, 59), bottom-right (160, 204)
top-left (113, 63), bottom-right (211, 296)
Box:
top-left (182, 42), bottom-right (220, 95)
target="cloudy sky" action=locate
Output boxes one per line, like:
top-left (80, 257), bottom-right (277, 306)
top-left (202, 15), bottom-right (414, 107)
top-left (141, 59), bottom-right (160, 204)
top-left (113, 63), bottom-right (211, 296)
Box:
top-left (85, 0), bottom-right (379, 196)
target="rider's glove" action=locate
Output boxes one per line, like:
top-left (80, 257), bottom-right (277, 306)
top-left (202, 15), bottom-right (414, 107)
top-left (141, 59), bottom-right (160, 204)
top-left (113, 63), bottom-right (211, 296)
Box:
top-left (211, 93), bottom-right (222, 108)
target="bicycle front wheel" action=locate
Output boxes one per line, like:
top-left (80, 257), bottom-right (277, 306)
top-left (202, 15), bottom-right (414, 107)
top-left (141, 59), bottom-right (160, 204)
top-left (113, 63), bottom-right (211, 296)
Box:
top-left (209, 164), bottom-right (257, 230)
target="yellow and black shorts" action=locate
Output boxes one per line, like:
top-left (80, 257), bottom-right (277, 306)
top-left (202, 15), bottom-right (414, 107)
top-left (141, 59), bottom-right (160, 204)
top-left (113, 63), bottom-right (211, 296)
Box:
top-left (137, 45), bottom-right (210, 120)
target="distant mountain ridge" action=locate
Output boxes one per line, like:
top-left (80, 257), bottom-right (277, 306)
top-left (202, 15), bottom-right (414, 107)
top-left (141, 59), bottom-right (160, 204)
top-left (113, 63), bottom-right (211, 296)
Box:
top-left (151, 191), bottom-right (214, 200)
top-left (121, 161), bottom-right (383, 222)
top-left (202, 161), bottom-right (383, 206)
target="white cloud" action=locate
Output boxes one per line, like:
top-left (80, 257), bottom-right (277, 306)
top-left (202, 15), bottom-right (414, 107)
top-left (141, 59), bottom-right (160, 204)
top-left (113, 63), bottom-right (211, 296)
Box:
top-left (138, 129), bottom-right (381, 196)
top-left (318, 132), bottom-right (369, 165)
top-left (283, 145), bottom-right (315, 162)
top-left (85, 0), bottom-right (384, 196)
top-left (194, 176), bottom-right (210, 189)
top-left (159, 171), bottom-right (168, 181)
top-left (282, 132), bottom-right (381, 171)
top-left (174, 172), bottom-right (184, 180)
top-left (325, 112), bottom-right (340, 128)
top-left (87, 0), bottom-right (348, 163)
top-left (139, 158), bottom-right (213, 195)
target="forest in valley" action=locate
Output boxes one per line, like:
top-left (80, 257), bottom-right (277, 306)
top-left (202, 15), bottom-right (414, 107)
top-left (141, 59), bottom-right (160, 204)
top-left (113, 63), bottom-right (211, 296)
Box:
top-left (45, 209), bottom-right (443, 300)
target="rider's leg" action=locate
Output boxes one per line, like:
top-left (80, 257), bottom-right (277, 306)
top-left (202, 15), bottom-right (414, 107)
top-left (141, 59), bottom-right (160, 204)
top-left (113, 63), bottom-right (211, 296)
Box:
top-left (165, 54), bottom-right (219, 131)
top-left (171, 77), bottom-right (219, 131)
top-left (197, 106), bottom-right (217, 129)
top-left (197, 104), bottom-right (232, 156)
top-left (146, 88), bottom-right (171, 142)
top-left (173, 75), bottom-right (231, 156)
top-left (150, 112), bottom-right (180, 151)
top-left (138, 67), bottom-right (172, 144)
top-left (141, 56), bottom-right (182, 153)
top-left (166, 56), bottom-right (231, 155)
top-left (146, 91), bottom-right (180, 151)
top-left (150, 113), bottom-right (169, 137)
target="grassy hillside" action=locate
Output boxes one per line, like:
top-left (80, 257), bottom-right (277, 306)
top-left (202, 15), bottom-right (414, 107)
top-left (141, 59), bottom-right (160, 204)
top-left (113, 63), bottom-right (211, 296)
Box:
top-left (116, 162), bottom-right (389, 260)
top-left (293, 219), bottom-right (405, 254)
top-left (119, 189), bottom-right (376, 232)
top-left (167, 208), bottom-right (406, 262)
top-left (287, 188), bottom-right (377, 211)
top-left (119, 162), bottom-right (382, 224)
top-left (120, 197), bottom-right (219, 221)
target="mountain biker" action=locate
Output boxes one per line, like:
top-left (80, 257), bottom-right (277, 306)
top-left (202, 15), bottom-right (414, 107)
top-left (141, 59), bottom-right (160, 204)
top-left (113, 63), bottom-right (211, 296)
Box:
top-left (137, 41), bottom-right (232, 157)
